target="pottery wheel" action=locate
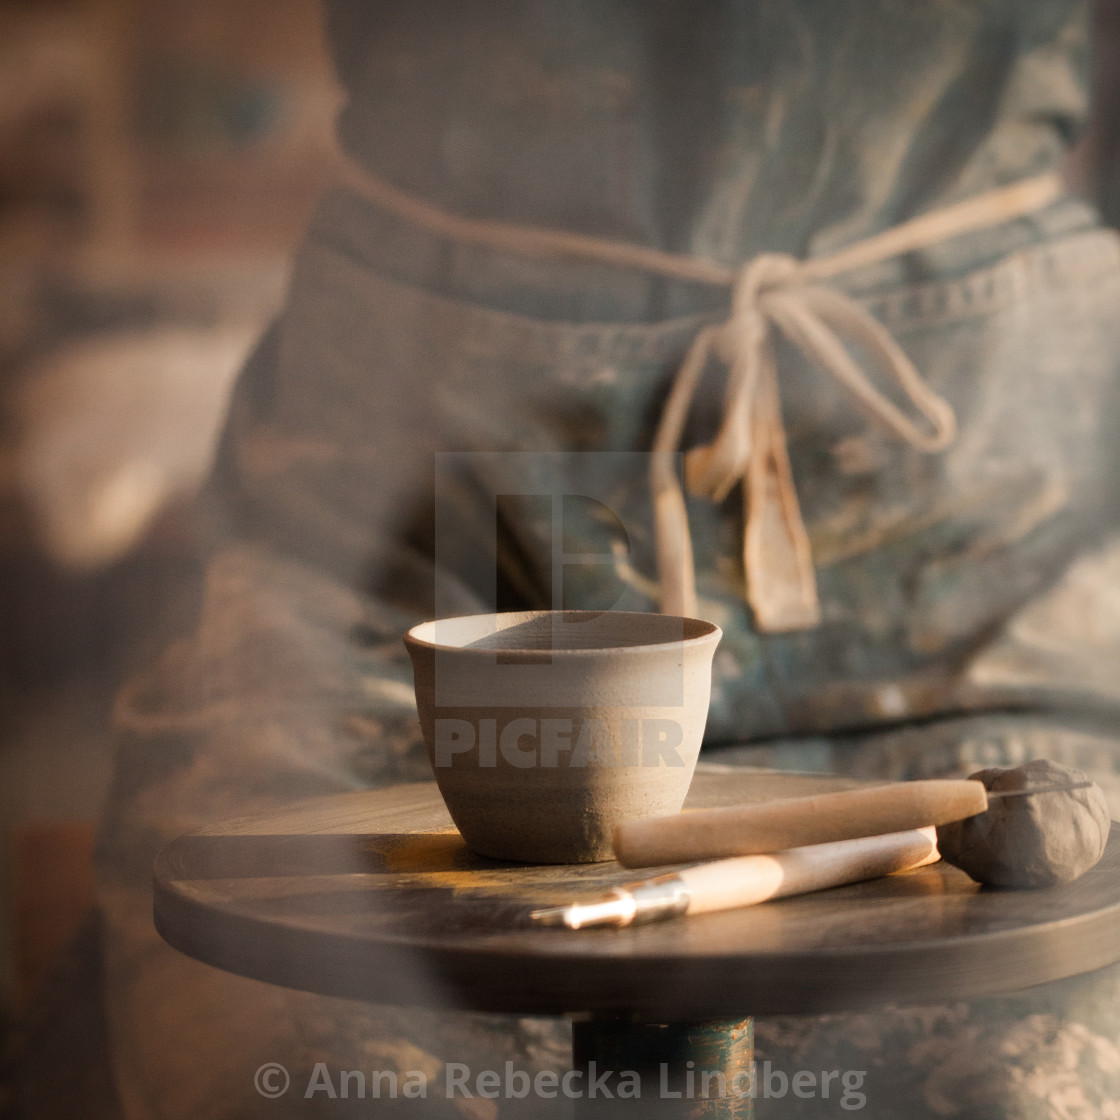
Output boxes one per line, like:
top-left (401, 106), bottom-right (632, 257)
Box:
top-left (154, 768), bottom-right (1120, 1021)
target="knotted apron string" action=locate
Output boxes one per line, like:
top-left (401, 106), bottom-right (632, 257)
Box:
top-left (336, 156), bottom-right (1063, 630)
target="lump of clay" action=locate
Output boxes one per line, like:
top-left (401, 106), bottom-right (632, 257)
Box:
top-left (936, 759), bottom-right (1111, 888)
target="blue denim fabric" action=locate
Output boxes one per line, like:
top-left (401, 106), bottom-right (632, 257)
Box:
top-left (325, 0), bottom-right (1088, 272)
top-left (94, 2), bottom-right (1120, 1117)
top-left (215, 186), bottom-right (1120, 745)
top-left (94, 195), bottom-right (1120, 1119)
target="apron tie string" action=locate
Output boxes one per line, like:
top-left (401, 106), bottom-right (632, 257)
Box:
top-left (336, 155), bottom-right (1064, 630)
top-left (651, 250), bottom-right (957, 630)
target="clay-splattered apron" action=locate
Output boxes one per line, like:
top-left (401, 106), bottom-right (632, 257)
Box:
top-left (93, 179), bottom-right (1120, 1120)
top-left (95, 1), bottom-right (1120, 1116)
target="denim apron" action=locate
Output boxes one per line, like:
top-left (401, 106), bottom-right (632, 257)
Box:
top-left (91, 179), bottom-right (1120, 1120)
top-left (94, 1), bottom-right (1120, 1116)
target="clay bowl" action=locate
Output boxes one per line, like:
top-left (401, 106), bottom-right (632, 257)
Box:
top-left (404, 610), bottom-right (722, 863)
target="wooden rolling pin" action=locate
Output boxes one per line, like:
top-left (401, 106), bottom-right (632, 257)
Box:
top-left (614, 780), bottom-right (988, 869)
top-left (532, 826), bottom-right (939, 928)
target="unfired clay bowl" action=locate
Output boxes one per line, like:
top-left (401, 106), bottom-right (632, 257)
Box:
top-left (404, 610), bottom-right (722, 863)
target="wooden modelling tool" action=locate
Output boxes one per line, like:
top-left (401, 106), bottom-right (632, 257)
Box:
top-left (531, 827), bottom-right (939, 929)
top-left (614, 776), bottom-right (1093, 869)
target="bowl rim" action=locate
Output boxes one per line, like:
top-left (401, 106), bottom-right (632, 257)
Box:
top-left (403, 609), bottom-right (722, 657)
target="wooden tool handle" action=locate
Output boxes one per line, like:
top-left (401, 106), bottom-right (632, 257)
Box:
top-left (679, 827), bottom-right (940, 914)
top-left (615, 779), bottom-right (987, 868)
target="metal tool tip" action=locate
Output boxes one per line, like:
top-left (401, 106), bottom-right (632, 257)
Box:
top-left (529, 905), bottom-right (574, 927)
top-left (530, 893), bottom-right (637, 929)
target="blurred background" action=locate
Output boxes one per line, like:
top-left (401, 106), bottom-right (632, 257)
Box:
top-left (3, 0), bottom-right (1120, 1082)
top-left (0, 0), bottom-right (340, 1031)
